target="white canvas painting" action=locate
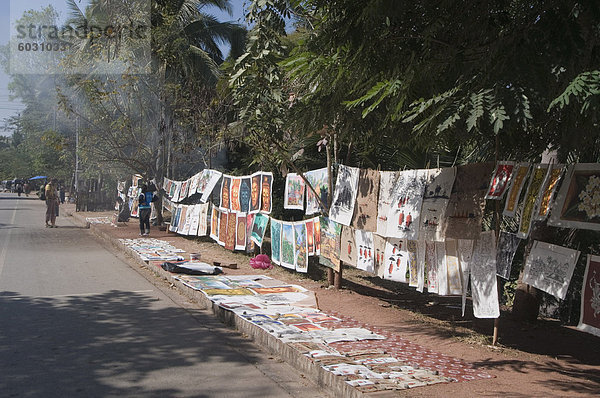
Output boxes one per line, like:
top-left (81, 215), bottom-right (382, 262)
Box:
top-left (376, 171), bottom-right (400, 235)
top-left (329, 165), bottom-right (360, 226)
top-left (470, 231), bottom-right (500, 318)
top-left (355, 229), bottom-right (375, 273)
top-left (419, 167), bottom-right (456, 241)
top-left (386, 169), bottom-right (428, 240)
top-left (383, 238), bottom-right (406, 282)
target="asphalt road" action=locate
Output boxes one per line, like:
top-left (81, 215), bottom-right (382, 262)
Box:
top-left (0, 193), bottom-right (326, 398)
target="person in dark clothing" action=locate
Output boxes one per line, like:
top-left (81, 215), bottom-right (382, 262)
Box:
top-left (138, 184), bottom-right (154, 236)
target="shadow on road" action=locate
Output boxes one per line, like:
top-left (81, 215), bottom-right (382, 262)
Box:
top-left (0, 290), bottom-right (274, 397)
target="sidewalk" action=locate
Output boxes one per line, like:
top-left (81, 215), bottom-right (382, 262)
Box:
top-left (64, 207), bottom-right (600, 397)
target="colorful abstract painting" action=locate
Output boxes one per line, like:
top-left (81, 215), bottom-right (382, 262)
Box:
top-left (470, 231), bottom-right (500, 318)
top-left (386, 169), bottom-right (429, 240)
top-left (319, 216), bottom-right (342, 271)
top-left (294, 222), bottom-right (309, 273)
top-left (420, 167), bottom-right (456, 241)
top-left (225, 211), bottom-right (237, 250)
top-left (376, 171), bottom-right (400, 236)
top-left (340, 225), bottom-right (357, 267)
top-left (503, 162), bottom-right (531, 217)
top-left (445, 162), bottom-right (494, 240)
top-left (280, 221), bottom-right (295, 269)
top-left (517, 163), bottom-right (550, 239)
top-left (284, 173), bottom-right (306, 210)
top-left (578, 254), bottom-right (600, 337)
top-left (250, 172), bottom-right (262, 213)
top-left (250, 212), bottom-right (270, 247)
top-left (270, 219), bottom-right (282, 265)
top-left (535, 164), bottom-right (564, 221)
top-left (355, 229), bottom-right (375, 273)
top-left (260, 172), bottom-right (273, 214)
top-left (329, 165), bottom-right (360, 226)
top-left (548, 163), bottom-right (600, 231)
top-left (305, 219), bottom-right (315, 256)
top-left (496, 232), bottom-right (521, 280)
top-left (230, 177), bottom-right (242, 212)
top-left (235, 213), bottom-right (247, 250)
top-left (383, 238), bottom-right (406, 282)
top-left (485, 161), bottom-right (516, 200)
top-left (522, 240), bottom-right (580, 300)
top-left (352, 168), bottom-right (380, 232)
top-left (305, 167), bottom-right (329, 215)
top-left (220, 175), bottom-right (231, 211)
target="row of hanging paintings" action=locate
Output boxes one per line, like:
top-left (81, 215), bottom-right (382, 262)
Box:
top-left (163, 170), bottom-right (274, 215)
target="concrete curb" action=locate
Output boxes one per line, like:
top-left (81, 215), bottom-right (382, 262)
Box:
top-left (66, 210), bottom-right (363, 398)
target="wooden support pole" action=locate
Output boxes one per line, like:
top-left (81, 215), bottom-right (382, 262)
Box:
top-left (327, 268), bottom-right (335, 286)
top-left (334, 264), bottom-right (343, 289)
top-left (492, 133), bottom-right (501, 346)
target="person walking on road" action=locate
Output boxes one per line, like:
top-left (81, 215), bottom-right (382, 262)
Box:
top-left (138, 184), bottom-right (155, 236)
top-left (45, 179), bottom-right (59, 228)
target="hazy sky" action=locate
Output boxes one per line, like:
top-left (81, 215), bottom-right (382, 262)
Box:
top-left (0, 0), bottom-right (247, 136)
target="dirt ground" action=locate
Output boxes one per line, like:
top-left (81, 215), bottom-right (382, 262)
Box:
top-left (72, 208), bottom-right (600, 397)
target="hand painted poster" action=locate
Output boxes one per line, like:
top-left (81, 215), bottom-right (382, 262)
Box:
top-left (284, 173), bottom-right (306, 210)
top-left (319, 216), bottom-right (342, 271)
top-left (386, 169), bottom-right (429, 240)
top-left (225, 211), bottom-right (237, 251)
top-left (235, 213), bottom-right (247, 251)
top-left (340, 225), bottom-right (358, 267)
top-left (250, 212), bottom-right (270, 247)
top-left (294, 222), bottom-right (309, 273)
top-left (163, 177), bottom-right (170, 193)
top-left (305, 219), bottom-right (315, 256)
top-left (548, 163), bottom-right (600, 230)
top-left (246, 213), bottom-right (255, 252)
top-left (220, 175), bottom-right (231, 211)
top-left (329, 165), bottom-right (359, 226)
top-left (416, 240), bottom-right (425, 292)
top-left (280, 221), bottom-right (295, 269)
top-left (249, 172), bottom-right (262, 213)
top-left (470, 231), bottom-right (500, 318)
top-left (407, 240), bottom-right (419, 288)
top-left (180, 179), bottom-right (190, 200)
top-left (496, 232), bottom-right (521, 280)
top-left (197, 202), bottom-right (210, 236)
top-left (177, 206), bottom-right (189, 234)
top-left (260, 172), bottom-right (273, 214)
top-left (198, 169), bottom-right (223, 203)
top-left (517, 163), bottom-right (550, 239)
top-left (445, 239), bottom-right (462, 295)
top-left (425, 241), bottom-right (438, 294)
top-left (458, 239), bottom-right (474, 316)
top-left (445, 162), bottom-right (494, 240)
top-left (209, 206), bottom-right (219, 242)
top-left (218, 210), bottom-right (228, 246)
top-left (503, 162), bottom-right (531, 217)
top-left (183, 205), bottom-right (196, 235)
top-left (270, 219), bottom-right (282, 265)
top-left (313, 216), bottom-right (321, 255)
top-left (169, 204), bottom-right (181, 232)
top-left (435, 241), bottom-right (448, 296)
top-left (578, 254), bottom-right (600, 337)
top-left (376, 171), bottom-right (400, 235)
top-left (535, 164), bottom-right (564, 221)
top-left (187, 204), bottom-right (202, 236)
top-left (305, 167), bottom-right (329, 215)
top-left (383, 238), bottom-right (407, 282)
top-left (239, 177), bottom-right (252, 213)
top-left (373, 234), bottom-right (387, 279)
top-left (172, 181), bottom-right (182, 203)
top-left (130, 198), bottom-right (139, 218)
top-left (188, 172), bottom-right (201, 198)
top-left (485, 161), bottom-right (516, 200)
top-left (352, 169), bottom-right (380, 232)
top-left (355, 229), bottom-right (375, 273)
top-left (230, 177), bottom-right (242, 213)
top-left (522, 240), bottom-right (580, 300)
top-left (420, 167), bottom-right (456, 241)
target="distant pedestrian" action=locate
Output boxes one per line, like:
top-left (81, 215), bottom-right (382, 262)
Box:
top-left (59, 184), bottom-right (65, 204)
top-left (45, 179), bottom-right (59, 228)
top-left (16, 182), bottom-right (23, 197)
top-left (23, 182), bottom-right (31, 197)
top-left (138, 184), bottom-right (155, 236)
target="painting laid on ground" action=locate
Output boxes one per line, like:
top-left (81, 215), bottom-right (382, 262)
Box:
top-left (330, 165), bottom-right (360, 226)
